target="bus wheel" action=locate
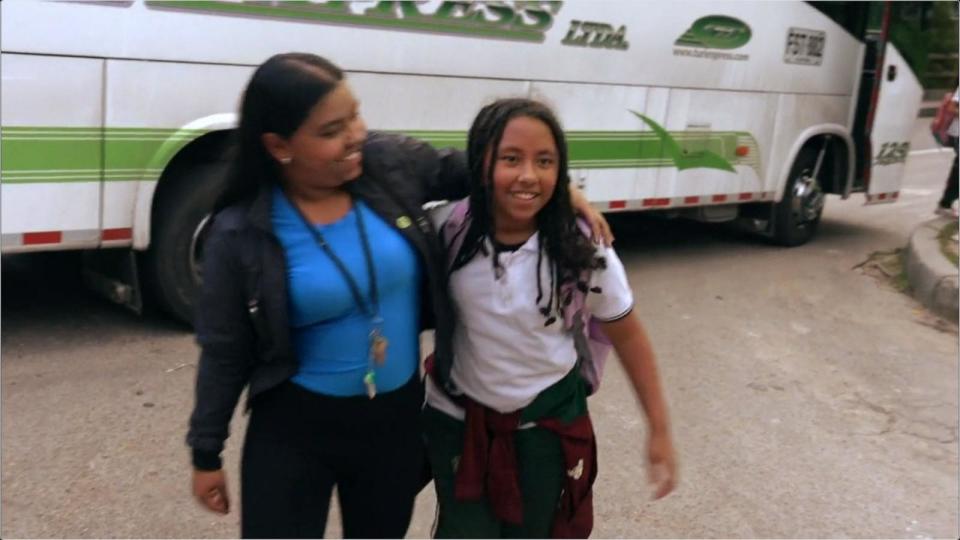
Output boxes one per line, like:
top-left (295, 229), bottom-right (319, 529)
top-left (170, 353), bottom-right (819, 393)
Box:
top-left (773, 147), bottom-right (825, 246)
top-left (144, 163), bottom-right (226, 326)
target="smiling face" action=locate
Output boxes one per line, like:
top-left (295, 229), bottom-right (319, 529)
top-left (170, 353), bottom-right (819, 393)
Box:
top-left (489, 115), bottom-right (559, 238)
top-left (263, 81), bottom-right (367, 192)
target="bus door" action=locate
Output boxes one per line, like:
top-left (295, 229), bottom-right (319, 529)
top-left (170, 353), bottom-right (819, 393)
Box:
top-left (865, 41), bottom-right (923, 202)
top-left (847, 1), bottom-right (924, 199)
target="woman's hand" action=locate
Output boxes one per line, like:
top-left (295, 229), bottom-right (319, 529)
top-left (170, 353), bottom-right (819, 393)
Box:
top-left (569, 185), bottom-right (614, 245)
top-left (193, 469), bottom-right (230, 514)
top-left (647, 431), bottom-right (677, 500)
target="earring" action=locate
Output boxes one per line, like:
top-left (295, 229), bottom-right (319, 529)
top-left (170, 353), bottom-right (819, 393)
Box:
top-left (279, 156), bottom-right (292, 165)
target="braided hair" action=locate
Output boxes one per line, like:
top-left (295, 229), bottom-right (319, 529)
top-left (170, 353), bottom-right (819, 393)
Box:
top-left (449, 98), bottom-right (605, 326)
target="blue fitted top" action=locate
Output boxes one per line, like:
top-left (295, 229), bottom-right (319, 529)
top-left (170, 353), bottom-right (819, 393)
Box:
top-left (271, 186), bottom-right (422, 396)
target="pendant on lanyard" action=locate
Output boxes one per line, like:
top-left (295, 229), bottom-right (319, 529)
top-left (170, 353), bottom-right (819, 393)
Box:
top-left (366, 316), bottom-right (387, 399)
top-left (371, 331), bottom-right (388, 364)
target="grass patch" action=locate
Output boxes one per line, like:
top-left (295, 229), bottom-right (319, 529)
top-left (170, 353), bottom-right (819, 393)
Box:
top-left (938, 221), bottom-right (958, 267)
top-left (894, 249), bottom-right (911, 292)
top-left (854, 248), bottom-right (910, 293)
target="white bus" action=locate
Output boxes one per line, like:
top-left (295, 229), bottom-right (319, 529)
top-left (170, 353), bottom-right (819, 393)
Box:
top-left (0, 0), bottom-right (923, 324)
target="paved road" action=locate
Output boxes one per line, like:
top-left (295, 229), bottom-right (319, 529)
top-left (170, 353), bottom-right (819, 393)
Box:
top-left (2, 139), bottom-right (957, 538)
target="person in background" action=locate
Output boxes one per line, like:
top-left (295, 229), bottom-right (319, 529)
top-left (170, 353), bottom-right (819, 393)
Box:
top-left (423, 98), bottom-right (676, 538)
top-left (185, 53), bottom-right (611, 538)
top-left (935, 85), bottom-right (958, 218)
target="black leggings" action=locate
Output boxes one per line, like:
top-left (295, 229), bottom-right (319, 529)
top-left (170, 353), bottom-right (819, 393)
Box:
top-left (241, 376), bottom-right (426, 539)
top-left (939, 136), bottom-right (959, 209)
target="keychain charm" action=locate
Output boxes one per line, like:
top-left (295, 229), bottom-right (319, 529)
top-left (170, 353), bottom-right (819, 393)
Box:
top-left (366, 320), bottom-right (386, 399)
top-left (370, 316), bottom-right (388, 366)
top-left (364, 370), bottom-right (377, 399)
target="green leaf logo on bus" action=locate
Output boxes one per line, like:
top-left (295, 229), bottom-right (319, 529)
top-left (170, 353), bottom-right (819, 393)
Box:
top-left (629, 111), bottom-right (736, 173)
top-left (675, 15), bottom-right (751, 50)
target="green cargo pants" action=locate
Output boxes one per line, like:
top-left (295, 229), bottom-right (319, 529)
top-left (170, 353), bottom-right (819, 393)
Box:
top-left (422, 405), bottom-right (565, 538)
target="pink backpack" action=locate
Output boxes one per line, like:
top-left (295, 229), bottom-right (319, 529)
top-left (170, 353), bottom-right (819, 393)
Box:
top-left (439, 199), bottom-right (613, 395)
top-left (930, 91), bottom-right (955, 146)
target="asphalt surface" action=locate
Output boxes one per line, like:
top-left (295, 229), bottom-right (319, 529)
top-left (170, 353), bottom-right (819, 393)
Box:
top-left (1, 125), bottom-right (957, 538)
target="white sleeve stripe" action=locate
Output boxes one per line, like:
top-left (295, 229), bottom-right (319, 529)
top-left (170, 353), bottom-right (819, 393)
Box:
top-left (594, 304), bottom-right (633, 323)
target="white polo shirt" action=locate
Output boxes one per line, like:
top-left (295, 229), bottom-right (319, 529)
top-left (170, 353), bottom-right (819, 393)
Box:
top-left (426, 233), bottom-right (633, 419)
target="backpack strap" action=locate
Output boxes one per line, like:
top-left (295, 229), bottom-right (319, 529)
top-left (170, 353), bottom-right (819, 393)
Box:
top-left (425, 198), bottom-right (471, 396)
top-left (560, 219), bottom-right (614, 395)
top-left (440, 198), bottom-right (472, 269)
top-left (561, 218), bottom-right (595, 331)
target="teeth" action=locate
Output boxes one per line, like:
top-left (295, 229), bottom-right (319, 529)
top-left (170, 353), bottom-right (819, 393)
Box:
top-left (341, 152), bottom-right (360, 161)
top-left (510, 192), bottom-right (537, 200)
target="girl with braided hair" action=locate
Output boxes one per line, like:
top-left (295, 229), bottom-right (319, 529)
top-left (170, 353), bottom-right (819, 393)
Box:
top-left (424, 98), bottom-right (676, 538)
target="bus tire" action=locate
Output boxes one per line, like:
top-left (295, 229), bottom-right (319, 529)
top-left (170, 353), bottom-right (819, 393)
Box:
top-left (772, 147), bottom-right (826, 246)
top-left (144, 162), bottom-right (227, 326)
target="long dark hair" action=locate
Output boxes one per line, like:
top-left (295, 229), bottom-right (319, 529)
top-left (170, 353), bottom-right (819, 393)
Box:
top-left (215, 53), bottom-right (344, 210)
top-left (451, 98), bottom-right (604, 325)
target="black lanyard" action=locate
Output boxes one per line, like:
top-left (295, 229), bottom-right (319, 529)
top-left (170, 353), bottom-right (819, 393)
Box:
top-left (290, 197), bottom-right (380, 321)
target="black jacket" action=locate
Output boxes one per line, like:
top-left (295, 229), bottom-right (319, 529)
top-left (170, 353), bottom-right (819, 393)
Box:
top-left (186, 132), bottom-right (467, 469)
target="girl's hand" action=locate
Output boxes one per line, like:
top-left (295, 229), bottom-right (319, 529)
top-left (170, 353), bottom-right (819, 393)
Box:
top-left (193, 469), bottom-right (230, 514)
top-left (569, 185), bottom-right (614, 245)
top-left (647, 431), bottom-right (677, 500)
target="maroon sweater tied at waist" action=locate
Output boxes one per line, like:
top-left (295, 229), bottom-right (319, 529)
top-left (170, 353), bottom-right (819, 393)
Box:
top-left (453, 397), bottom-right (598, 538)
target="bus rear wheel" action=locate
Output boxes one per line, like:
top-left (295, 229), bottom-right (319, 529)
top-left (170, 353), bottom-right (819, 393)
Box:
top-left (144, 163), bottom-right (226, 326)
top-left (772, 147), bottom-right (825, 246)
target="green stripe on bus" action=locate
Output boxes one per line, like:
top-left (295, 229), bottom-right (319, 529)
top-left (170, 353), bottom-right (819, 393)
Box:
top-left (1, 127), bottom-right (760, 183)
top-left (2, 140), bottom-right (195, 183)
top-left (2, 139), bottom-right (103, 178)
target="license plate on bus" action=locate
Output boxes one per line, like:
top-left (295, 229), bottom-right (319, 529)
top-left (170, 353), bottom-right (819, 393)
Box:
top-left (784, 27), bottom-right (825, 66)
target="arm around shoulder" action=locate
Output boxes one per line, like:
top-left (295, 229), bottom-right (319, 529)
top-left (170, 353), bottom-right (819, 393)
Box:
top-left (392, 132), bottom-right (469, 203)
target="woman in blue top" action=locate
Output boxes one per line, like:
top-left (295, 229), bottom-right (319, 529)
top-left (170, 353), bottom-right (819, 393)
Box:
top-left (185, 53), bottom-right (609, 538)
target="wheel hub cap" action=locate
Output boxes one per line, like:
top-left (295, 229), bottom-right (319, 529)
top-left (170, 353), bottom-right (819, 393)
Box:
top-left (791, 174), bottom-right (825, 224)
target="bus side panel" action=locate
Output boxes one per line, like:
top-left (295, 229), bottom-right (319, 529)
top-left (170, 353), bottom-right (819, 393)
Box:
top-left (766, 94), bottom-right (853, 201)
top-left (660, 89), bottom-right (778, 199)
top-left (2, 1), bottom-right (862, 97)
top-left (104, 59), bottom-right (254, 245)
top-left (866, 43), bottom-right (923, 202)
top-left (1, 54), bottom-right (104, 252)
top-left (528, 81), bottom-right (660, 206)
top-left (349, 72), bottom-right (528, 132)
top-left (107, 60), bottom-right (254, 130)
